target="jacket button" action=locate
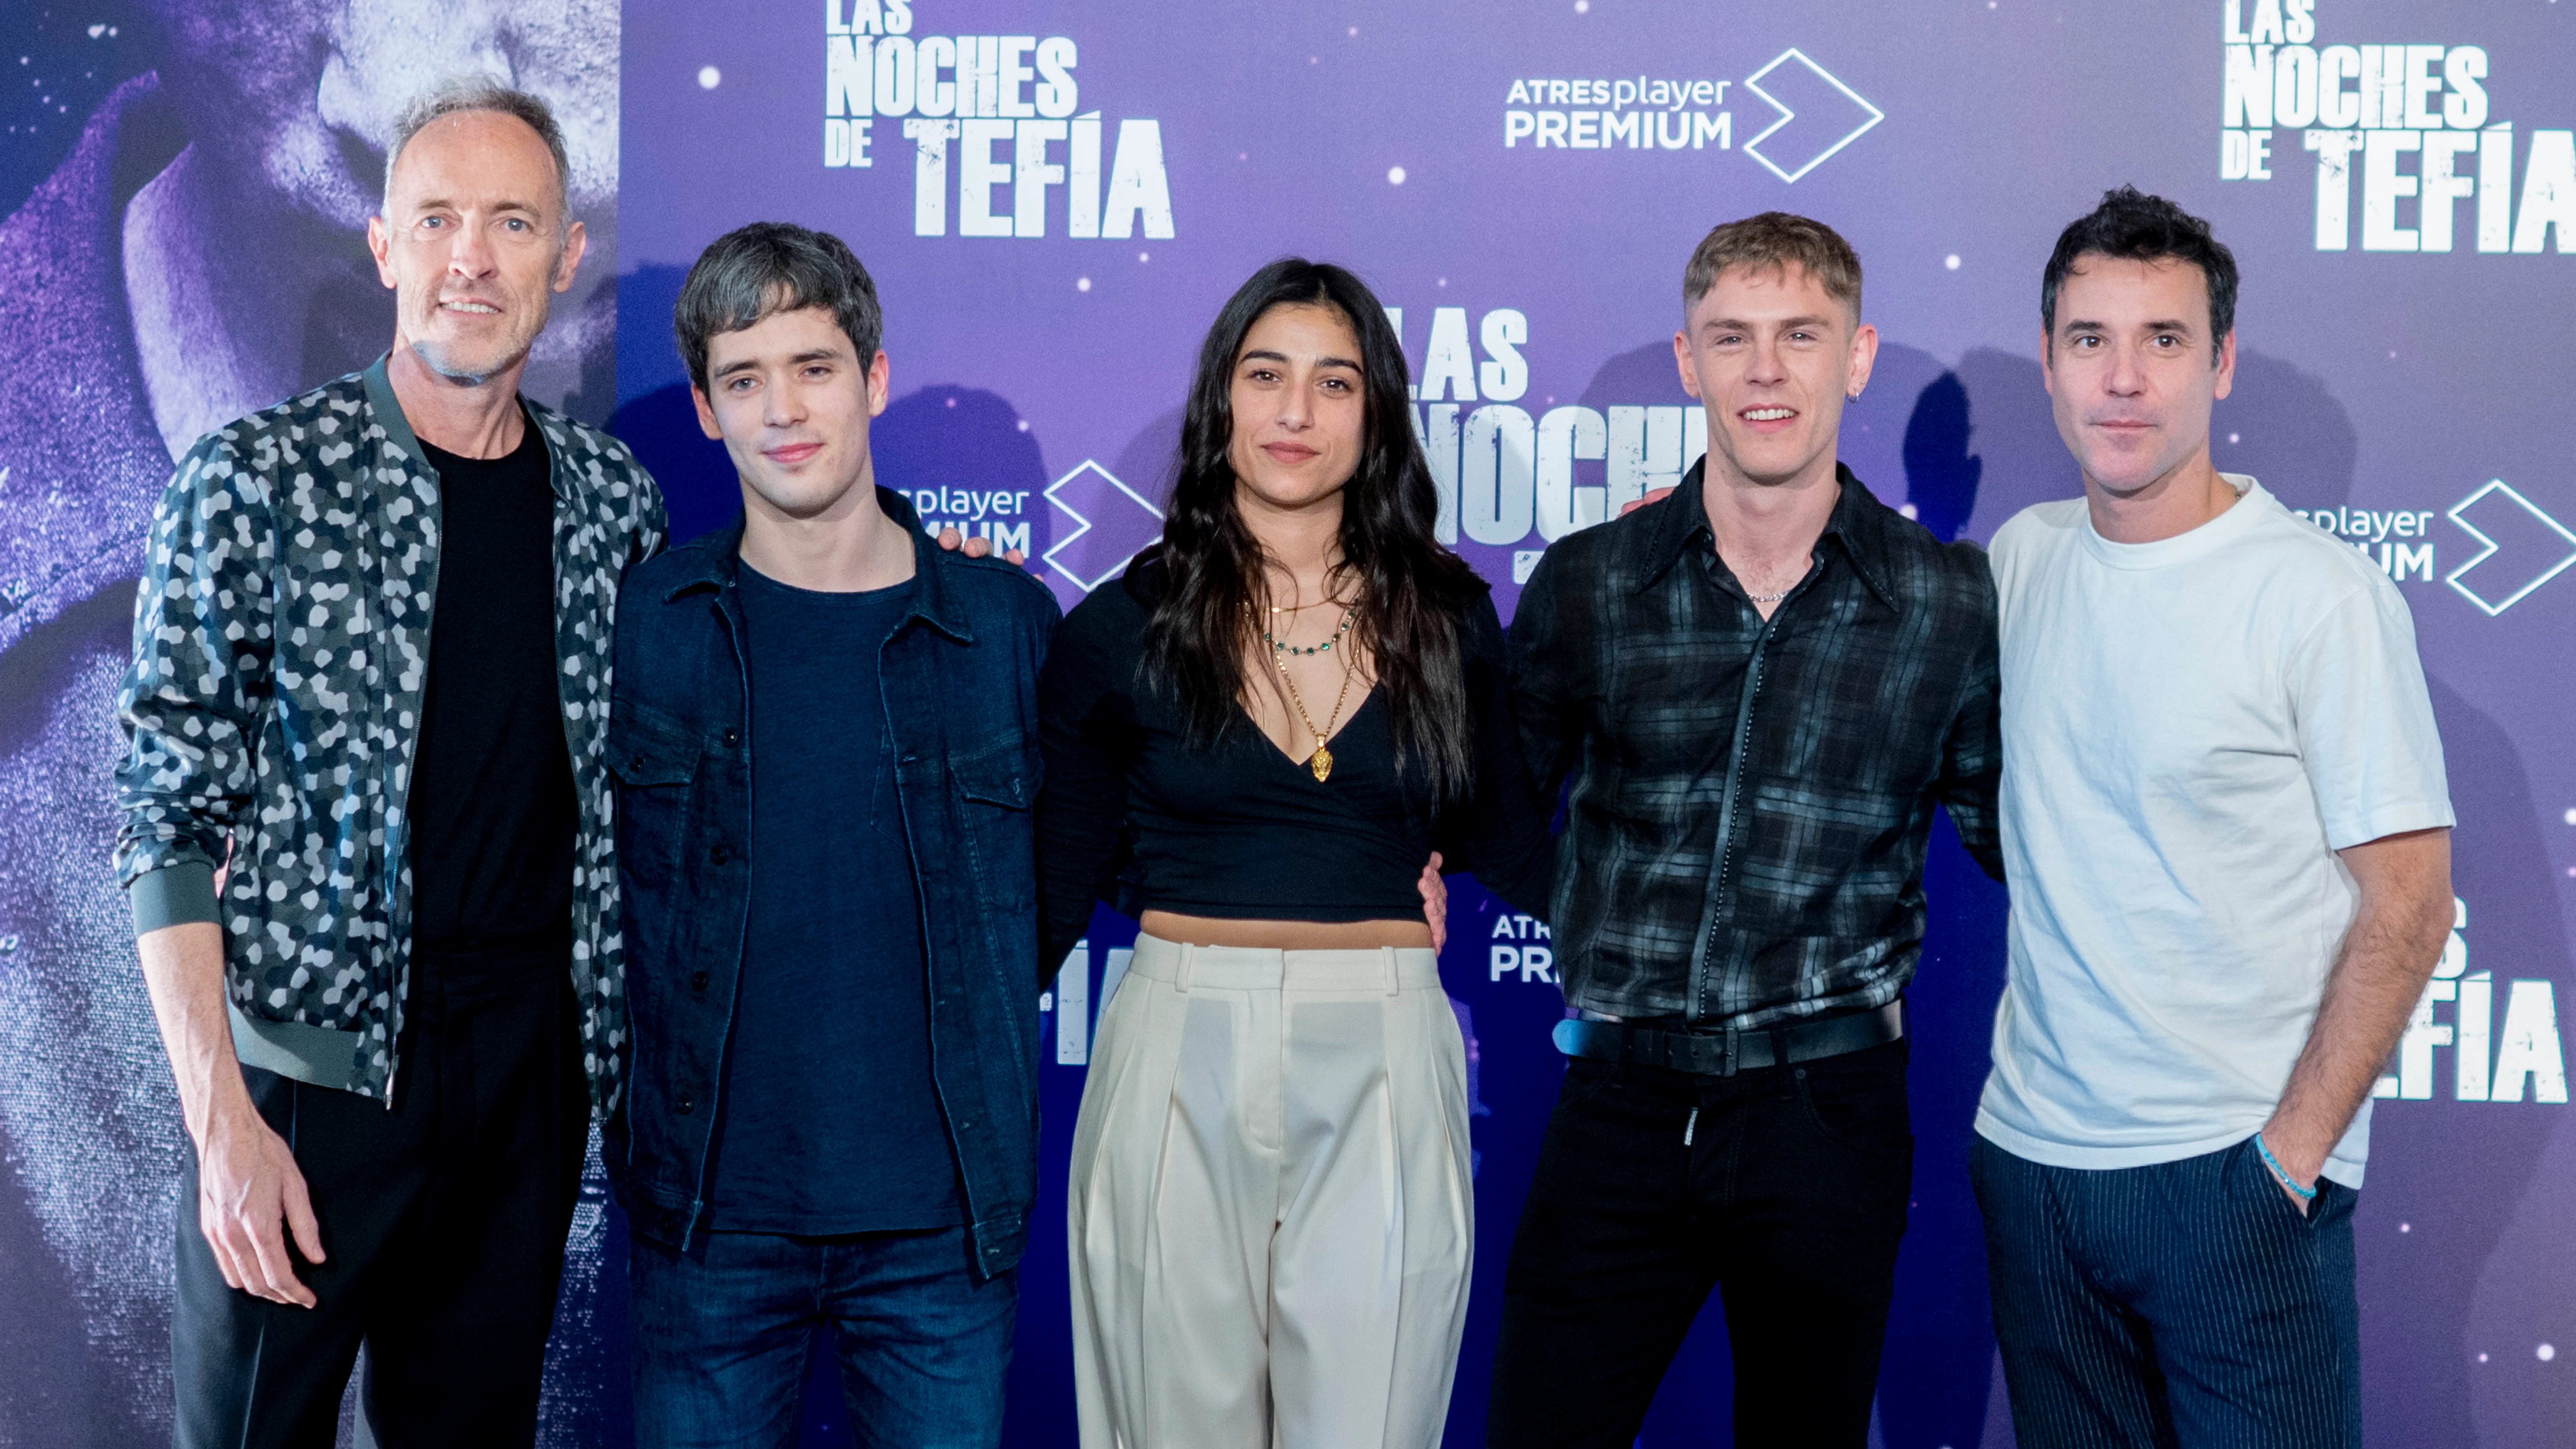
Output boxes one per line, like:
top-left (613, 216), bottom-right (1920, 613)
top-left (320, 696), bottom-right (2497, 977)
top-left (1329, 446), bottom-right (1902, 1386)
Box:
top-left (721, 728), bottom-right (739, 747)
top-left (708, 844), bottom-right (730, 865)
top-left (677, 1096), bottom-right (695, 1115)
top-left (628, 754), bottom-right (645, 771)
top-left (900, 752), bottom-right (919, 765)
top-left (690, 971), bottom-right (709, 991)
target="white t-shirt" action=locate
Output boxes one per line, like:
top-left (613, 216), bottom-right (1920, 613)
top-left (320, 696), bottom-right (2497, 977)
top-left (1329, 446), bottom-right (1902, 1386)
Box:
top-left (1976, 476), bottom-right (2453, 1186)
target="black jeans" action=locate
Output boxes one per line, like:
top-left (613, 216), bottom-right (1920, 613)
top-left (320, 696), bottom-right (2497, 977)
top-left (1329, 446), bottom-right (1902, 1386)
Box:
top-left (171, 943), bottom-right (591, 1449)
top-left (1489, 1036), bottom-right (1913, 1449)
top-left (1972, 1135), bottom-right (2362, 1449)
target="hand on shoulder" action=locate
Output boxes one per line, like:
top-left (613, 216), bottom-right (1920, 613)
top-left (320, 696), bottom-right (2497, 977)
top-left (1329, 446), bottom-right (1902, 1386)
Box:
top-left (935, 525), bottom-right (1027, 568)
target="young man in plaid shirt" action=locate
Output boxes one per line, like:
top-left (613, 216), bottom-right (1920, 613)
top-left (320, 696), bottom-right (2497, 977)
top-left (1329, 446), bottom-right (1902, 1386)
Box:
top-left (1489, 212), bottom-right (2004, 1449)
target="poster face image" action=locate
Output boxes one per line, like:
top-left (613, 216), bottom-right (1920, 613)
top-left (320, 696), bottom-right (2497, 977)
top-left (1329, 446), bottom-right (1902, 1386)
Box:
top-left (0, 3), bottom-right (621, 1442)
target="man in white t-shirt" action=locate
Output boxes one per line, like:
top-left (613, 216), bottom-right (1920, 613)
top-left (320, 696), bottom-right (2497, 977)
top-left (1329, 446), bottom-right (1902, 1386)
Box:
top-left (1973, 186), bottom-right (2455, 1449)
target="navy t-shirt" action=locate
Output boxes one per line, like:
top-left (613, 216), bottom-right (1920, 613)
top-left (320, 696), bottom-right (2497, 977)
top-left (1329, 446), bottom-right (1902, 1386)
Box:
top-left (703, 562), bottom-right (962, 1234)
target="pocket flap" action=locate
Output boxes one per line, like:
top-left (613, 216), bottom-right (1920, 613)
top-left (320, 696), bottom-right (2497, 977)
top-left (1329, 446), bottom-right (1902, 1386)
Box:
top-left (609, 700), bottom-right (701, 786)
top-left (953, 737), bottom-right (1040, 809)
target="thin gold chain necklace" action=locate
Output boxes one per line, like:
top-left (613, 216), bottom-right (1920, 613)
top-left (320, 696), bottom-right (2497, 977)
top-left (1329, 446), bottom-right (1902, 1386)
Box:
top-left (1259, 596), bottom-right (1361, 781)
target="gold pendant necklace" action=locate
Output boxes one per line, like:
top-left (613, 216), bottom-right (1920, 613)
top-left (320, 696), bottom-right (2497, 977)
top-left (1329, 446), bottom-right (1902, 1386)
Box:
top-left (1262, 596), bottom-right (1361, 781)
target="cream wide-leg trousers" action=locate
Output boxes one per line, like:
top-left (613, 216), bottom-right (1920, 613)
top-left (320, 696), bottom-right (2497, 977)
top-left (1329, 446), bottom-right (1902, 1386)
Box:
top-left (1067, 933), bottom-right (1474, 1449)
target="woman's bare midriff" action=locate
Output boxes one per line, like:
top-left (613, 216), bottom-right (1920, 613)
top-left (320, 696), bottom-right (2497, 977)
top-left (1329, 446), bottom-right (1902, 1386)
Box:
top-left (1138, 910), bottom-right (1434, 952)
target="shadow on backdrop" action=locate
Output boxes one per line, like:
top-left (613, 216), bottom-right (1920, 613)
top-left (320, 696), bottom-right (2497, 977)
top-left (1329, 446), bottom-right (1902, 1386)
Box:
top-left (1953, 349), bottom-right (2066, 545)
top-left (872, 385), bottom-right (1049, 508)
top-left (1902, 372), bottom-right (1980, 543)
top-left (611, 265), bottom-right (734, 545)
top-left (1867, 348), bottom-right (2009, 1449)
top-left (605, 382), bottom-right (735, 546)
top-left (1113, 406), bottom-right (1184, 511)
top-left (2373, 679), bottom-right (2570, 1449)
top-left (1839, 343), bottom-right (1981, 542)
top-left (1576, 338), bottom-right (1695, 411)
top-left (2211, 351), bottom-right (2360, 515)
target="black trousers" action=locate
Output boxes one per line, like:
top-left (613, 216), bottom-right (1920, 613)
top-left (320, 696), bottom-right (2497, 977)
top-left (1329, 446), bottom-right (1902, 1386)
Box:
top-left (172, 944), bottom-right (591, 1449)
top-left (1489, 1036), bottom-right (1914, 1449)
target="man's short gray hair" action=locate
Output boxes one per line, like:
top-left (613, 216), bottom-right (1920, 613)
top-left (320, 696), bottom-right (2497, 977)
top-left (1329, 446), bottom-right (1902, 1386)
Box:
top-left (382, 77), bottom-right (572, 220)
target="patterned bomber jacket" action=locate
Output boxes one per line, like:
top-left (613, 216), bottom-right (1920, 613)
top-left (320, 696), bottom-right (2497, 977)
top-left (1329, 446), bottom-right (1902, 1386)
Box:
top-left (113, 357), bottom-right (665, 1110)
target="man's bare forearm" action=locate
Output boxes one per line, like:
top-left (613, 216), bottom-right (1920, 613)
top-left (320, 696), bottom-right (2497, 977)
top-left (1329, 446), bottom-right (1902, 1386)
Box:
top-left (141, 918), bottom-right (325, 1302)
top-left (138, 921), bottom-right (249, 1146)
top-left (2264, 828), bottom-right (2454, 1184)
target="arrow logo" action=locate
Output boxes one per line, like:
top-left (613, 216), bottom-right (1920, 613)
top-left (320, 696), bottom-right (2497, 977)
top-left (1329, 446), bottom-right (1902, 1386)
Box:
top-left (2445, 480), bottom-right (2576, 616)
top-left (1042, 460), bottom-right (1165, 593)
top-left (1741, 50), bottom-right (1885, 184)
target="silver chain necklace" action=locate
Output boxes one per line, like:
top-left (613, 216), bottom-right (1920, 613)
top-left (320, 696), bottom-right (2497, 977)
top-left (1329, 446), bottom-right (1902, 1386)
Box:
top-left (1742, 554), bottom-right (1814, 605)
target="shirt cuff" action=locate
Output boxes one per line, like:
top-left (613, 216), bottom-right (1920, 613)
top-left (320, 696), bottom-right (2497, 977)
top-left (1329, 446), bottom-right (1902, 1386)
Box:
top-left (129, 861), bottom-right (219, 935)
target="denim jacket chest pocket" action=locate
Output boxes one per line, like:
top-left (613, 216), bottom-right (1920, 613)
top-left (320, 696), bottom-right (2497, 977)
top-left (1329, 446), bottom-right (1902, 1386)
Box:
top-left (948, 733), bottom-right (1043, 912)
top-left (953, 735), bottom-right (1040, 808)
top-left (609, 698), bottom-right (703, 897)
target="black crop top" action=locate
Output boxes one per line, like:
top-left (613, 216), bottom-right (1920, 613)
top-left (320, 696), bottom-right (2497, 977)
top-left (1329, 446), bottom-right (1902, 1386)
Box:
top-left (1035, 554), bottom-right (1557, 966)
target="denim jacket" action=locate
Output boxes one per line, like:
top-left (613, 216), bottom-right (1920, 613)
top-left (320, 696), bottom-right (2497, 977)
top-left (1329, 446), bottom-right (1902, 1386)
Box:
top-left (606, 495), bottom-right (1060, 1275)
top-left (112, 356), bottom-right (665, 1107)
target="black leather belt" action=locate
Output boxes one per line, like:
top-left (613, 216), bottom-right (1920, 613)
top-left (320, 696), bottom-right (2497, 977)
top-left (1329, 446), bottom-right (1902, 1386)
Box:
top-left (1551, 1000), bottom-right (1904, 1077)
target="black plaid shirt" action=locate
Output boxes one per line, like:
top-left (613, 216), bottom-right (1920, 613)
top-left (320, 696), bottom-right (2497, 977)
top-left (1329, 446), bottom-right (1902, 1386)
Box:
top-left (1509, 461), bottom-right (2003, 1028)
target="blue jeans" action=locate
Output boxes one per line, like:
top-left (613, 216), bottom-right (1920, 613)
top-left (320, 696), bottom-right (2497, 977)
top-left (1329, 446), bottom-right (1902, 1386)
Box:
top-left (628, 1225), bottom-right (1015, 1449)
top-left (1972, 1135), bottom-right (2361, 1449)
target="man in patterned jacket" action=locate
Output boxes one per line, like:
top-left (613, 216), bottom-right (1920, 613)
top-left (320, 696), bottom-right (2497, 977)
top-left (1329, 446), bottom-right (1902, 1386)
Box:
top-left (112, 78), bottom-right (662, 1447)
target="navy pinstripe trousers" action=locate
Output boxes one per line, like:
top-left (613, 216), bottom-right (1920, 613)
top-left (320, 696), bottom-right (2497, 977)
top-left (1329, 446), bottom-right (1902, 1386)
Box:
top-left (1972, 1135), bottom-right (2362, 1449)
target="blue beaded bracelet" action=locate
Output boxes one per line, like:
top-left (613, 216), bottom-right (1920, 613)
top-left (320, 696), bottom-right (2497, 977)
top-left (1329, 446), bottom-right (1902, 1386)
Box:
top-left (2256, 1132), bottom-right (2319, 1200)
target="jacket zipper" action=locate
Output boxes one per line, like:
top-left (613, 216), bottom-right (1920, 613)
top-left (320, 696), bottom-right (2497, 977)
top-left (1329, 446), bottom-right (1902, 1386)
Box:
top-left (381, 456), bottom-right (444, 1108)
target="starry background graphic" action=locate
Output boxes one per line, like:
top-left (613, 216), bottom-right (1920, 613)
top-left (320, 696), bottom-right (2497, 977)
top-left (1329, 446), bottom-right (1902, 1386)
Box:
top-left (0, 5), bottom-right (146, 214)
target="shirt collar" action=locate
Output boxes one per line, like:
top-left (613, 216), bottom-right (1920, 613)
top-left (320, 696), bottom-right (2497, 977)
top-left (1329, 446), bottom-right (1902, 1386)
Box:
top-left (1636, 457), bottom-right (1903, 612)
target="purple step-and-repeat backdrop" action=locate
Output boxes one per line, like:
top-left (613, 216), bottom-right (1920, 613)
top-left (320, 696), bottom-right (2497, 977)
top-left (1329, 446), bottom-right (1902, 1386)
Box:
top-left (2, 1), bottom-right (2571, 1444)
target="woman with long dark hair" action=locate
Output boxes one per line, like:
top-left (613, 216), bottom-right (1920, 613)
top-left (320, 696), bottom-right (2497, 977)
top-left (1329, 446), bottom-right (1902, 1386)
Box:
top-left (1036, 259), bottom-right (1555, 1447)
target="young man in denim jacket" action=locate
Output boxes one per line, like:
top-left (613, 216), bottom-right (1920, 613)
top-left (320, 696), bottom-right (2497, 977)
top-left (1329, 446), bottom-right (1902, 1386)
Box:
top-left (608, 221), bottom-right (1059, 1449)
